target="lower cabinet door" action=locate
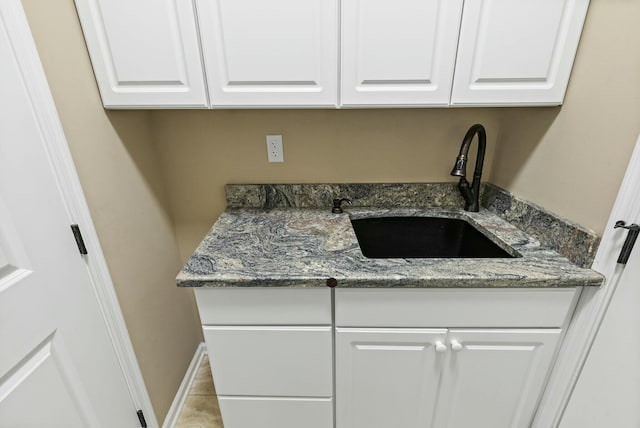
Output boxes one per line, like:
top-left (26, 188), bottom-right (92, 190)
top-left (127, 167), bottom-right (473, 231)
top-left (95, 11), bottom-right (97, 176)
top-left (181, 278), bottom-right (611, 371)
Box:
top-left (203, 325), bottom-right (332, 397)
top-left (217, 396), bottom-right (333, 428)
top-left (336, 328), bottom-right (448, 428)
top-left (434, 329), bottom-right (562, 428)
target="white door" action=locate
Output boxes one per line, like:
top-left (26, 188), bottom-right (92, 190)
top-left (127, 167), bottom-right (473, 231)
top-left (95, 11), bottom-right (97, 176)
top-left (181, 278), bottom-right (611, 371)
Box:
top-left (0, 2), bottom-right (141, 427)
top-left (341, 0), bottom-right (462, 107)
top-left (559, 197), bottom-right (640, 424)
top-left (197, 0), bottom-right (339, 107)
top-left (530, 134), bottom-right (640, 428)
top-left (435, 329), bottom-right (561, 428)
top-left (560, 247), bottom-right (640, 427)
top-left (336, 328), bottom-right (447, 428)
top-left (74, 0), bottom-right (208, 108)
top-left (451, 0), bottom-right (590, 106)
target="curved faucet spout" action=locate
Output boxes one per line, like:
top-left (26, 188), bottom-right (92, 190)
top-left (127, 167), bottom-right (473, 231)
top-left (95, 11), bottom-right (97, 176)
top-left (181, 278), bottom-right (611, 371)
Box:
top-left (450, 124), bottom-right (486, 212)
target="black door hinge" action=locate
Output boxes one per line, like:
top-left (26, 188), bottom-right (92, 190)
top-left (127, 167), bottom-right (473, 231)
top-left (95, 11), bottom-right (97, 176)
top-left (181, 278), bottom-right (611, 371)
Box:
top-left (137, 410), bottom-right (147, 428)
top-left (70, 224), bottom-right (88, 255)
top-left (614, 220), bottom-right (639, 265)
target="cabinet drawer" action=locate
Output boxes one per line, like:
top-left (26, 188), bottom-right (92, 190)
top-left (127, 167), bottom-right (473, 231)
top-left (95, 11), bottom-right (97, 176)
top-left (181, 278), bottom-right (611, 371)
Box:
top-left (218, 396), bottom-right (333, 428)
top-left (336, 288), bottom-right (578, 328)
top-left (195, 288), bottom-right (331, 325)
top-left (203, 326), bottom-right (332, 397)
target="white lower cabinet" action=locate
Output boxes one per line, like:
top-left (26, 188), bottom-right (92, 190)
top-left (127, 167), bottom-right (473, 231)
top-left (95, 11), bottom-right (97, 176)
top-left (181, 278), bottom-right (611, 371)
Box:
top-left (197, 287), bottom-right (574, 428)
top-left (336, 327), bottom-right (562, 428)
top-left (197, 288), bottom-right (334, 428)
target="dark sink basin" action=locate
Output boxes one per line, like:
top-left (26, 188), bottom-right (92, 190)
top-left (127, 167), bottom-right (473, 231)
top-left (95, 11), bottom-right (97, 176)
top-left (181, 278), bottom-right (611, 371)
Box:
top-left (350, 216), bottom-right (516, 259)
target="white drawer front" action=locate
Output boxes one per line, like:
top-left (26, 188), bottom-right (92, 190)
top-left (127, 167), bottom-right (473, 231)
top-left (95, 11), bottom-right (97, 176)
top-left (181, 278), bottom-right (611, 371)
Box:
top-left (195, 288), bottom-right (331, 325)
top-left (203, 326), bottom-right (332, 397)
top-left (336, 288), bottom-right (578, 328)
top-left (218, 396), bottom-right (333, 428)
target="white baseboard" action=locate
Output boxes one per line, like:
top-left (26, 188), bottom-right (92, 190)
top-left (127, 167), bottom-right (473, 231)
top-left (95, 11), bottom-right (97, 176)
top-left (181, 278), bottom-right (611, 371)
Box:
top-left (162, 343), bottom-right (207, 428)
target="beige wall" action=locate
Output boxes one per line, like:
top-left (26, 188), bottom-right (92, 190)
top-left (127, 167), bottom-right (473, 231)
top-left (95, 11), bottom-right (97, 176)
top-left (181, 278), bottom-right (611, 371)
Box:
top-left (152, 109), bottom-right (501, 260)
top-left (21, 0), bottom-right (202, 422)
top-left (490, 0), bottom-right (640, 235)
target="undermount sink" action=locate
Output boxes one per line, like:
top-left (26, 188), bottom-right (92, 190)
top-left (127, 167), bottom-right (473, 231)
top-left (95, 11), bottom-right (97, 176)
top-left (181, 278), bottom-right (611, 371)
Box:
top-left (350, 216), bottom-right (517, 259)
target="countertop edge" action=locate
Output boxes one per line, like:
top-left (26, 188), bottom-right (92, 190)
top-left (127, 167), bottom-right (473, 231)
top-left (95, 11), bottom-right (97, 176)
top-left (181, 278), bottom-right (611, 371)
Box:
top-left (177, 275), bottom-right (604, 289)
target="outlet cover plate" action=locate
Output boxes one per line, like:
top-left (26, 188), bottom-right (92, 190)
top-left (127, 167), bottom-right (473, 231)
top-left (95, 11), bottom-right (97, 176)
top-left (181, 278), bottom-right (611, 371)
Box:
top-left (266, 135), bottom-right (284, 163)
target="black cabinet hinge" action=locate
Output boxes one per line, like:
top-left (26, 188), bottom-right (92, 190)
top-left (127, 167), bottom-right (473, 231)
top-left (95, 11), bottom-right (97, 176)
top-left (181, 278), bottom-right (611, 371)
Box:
top-left (70, 224), bottom-right (88, 255)
top-left (137, 410), bottom-right (147, 428)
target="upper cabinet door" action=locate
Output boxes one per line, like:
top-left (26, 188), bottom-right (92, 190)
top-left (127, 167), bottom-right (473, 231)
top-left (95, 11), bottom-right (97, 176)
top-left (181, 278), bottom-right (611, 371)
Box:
top-left (75, 0), bottom-right (208, 108)
top-left (341, 0), bottom-right (463, 107)
top-left (451, 0), bottom-right (590, 106)
top-left (197, 0), bottom-right (339, 108)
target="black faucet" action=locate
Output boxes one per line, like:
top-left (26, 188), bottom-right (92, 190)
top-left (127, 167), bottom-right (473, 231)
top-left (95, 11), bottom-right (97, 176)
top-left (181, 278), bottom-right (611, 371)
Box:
top-left (450, 124), bottom-right (486, 212)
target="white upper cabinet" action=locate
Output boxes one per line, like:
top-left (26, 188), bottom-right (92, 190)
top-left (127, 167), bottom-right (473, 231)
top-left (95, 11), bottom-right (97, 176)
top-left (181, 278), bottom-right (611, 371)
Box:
top-left (451, 0), bottom-right (590, 106)
top-left (76, 0), bottom-right (589, 108)
top-left (74, 0), bottom-right (208, 108)
top-left (196, 0), bottom-right (339, 108)
top-left (341, 0), bottom-right (463, 107)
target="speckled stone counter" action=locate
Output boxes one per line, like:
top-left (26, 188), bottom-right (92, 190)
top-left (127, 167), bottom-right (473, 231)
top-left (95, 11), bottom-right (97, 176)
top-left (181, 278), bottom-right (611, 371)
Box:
top-left (177, 204), bottom-right (603, 289)
top-left (225, 182), bottom-right (600, 267)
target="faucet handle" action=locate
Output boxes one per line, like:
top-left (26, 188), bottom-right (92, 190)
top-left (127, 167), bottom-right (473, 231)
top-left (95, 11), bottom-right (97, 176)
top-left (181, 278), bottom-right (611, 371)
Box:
top-left (332, 198), bottom-right (352, 214)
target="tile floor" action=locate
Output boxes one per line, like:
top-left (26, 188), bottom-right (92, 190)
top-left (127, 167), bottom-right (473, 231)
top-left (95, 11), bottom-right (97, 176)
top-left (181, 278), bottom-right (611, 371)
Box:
top-left (175, 356), bottom-right (224, 428)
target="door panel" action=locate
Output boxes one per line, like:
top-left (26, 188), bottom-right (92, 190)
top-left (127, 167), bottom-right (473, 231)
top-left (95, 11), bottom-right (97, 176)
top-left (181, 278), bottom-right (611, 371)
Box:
top-left (341, 0), bottom-right (462, 106)
top-left (198, 0), bottom-right (338, 107)
top-left (451, 0), bottom-right (589, 105)
top-left (0, 335), bottom-right (90, 428)
top-left (435, 329), bottom-right (561, 428)
top-left (336, 328), bottom-right (447, 428)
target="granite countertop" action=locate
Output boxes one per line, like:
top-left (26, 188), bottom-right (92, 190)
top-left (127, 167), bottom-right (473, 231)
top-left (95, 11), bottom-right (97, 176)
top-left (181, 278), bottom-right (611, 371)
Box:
top-left (177, 206), bottom-right (604, 289)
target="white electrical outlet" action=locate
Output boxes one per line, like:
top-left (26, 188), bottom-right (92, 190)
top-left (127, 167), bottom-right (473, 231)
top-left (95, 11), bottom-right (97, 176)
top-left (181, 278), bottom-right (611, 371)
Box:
top-left (266, 135), bottom-right (284, 163)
